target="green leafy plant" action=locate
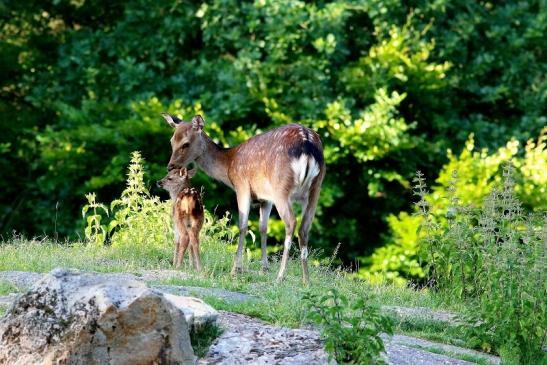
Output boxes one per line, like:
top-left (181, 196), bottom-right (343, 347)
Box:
top-left (81, 193), bottom-right (109, 246)
top-left (190, 323), bottom-right (224, 358)
top-left (417, 165), bottom-right (546, 364)
top-left (82, 151), bottom-right (235, 266)
top-left (364, 130), bottom-right (547, 284)
top-left (82, 151), bottom-right (169, 248)
top-left (303, 288), bottom-right (393, 364)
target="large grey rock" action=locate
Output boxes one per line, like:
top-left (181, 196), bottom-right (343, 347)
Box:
top-left (0, 268), bottom-right (196, 365)
top-left (0, 293), bottom-right (17, 307)
top-left (0, 271), bottom-right (44, 289)
top-left (163, 294), bottom-right (218, 330)
top-left (154, 284), bottom-right (254, 303)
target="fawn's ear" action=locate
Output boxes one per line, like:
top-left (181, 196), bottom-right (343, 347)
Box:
top-left (178, 168), bottom-right (188, 178)
top-left (191, 115), bottom-right (204, 132)
top-left (187, 168), bottom-right (197, 178)
top-left (161, 112), bottom-right (183, 128)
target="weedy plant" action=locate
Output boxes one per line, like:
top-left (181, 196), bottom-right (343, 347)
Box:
top-left (303, 288), bottom-right (393, 365)
top-left (415, 165), bottom-right (546, 364)
top-left (82, 151), bottom-right (234, 266)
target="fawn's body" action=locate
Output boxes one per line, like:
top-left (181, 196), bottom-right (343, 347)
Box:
top-left (157, 168), bottom-right (204, 271)
top-left (162, 113), bottom-right (325, 284)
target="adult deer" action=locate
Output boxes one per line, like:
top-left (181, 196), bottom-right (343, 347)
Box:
top-left (161, 113), bottom-right (325, 284)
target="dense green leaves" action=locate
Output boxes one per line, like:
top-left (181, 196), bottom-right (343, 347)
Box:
top-left (303, 288), bottom-right (393, 364)
top-left (364, 130), bottom-right (547, 283)
top-left (418, 166), bottom-right (546, 363)
top-left (1, 0), bottom-right (545, 265)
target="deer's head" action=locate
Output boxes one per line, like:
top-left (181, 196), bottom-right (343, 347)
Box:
top-left (161, 113), bottom-right (205, 171)
top-left (156, 167), bottom-right (197, 194)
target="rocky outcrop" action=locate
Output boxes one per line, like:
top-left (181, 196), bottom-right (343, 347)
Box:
top-left (199, 311), bottom-right (332, 365)
top-left (0, 268), bottom-right (196, 365)
top-left (163, 294), bottom-right (218, 330)
top-left (0, 270), bottom-right (500, 365)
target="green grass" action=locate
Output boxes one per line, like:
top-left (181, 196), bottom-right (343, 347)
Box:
top-left (190, 323), bottom-right (224, 358)
top-left (0, 236), bottom-right (173, 273)
top-left (0, 236), bottom-right (480, 354)
top-left (0, 281), bottom-right (19, 296)
top-left (392, 317), bottom-right (471, 349)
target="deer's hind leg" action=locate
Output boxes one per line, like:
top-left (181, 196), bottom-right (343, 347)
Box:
top-left (173, 227), bottom-right (181, 267)
top-left (298, 172), bottom-right (324, 284)
top-left (176, 225), bottom-right (190, 268)
top-left (274, 194), bottom-right (296, 283)
top-left (259, 201), bottom-right (273, 272)
top-left (188, 218), bottom-right (203, 272)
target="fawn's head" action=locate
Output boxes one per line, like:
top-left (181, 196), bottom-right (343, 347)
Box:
top-left (156, 167), bottom-right (197, 194)
top-left (161, 113), bottom-right (205, 171)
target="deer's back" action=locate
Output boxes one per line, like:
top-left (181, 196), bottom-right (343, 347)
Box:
top-left (174, 188), bottom-right (204, 226)
top-left (226, 124), bottom-right (324, 200)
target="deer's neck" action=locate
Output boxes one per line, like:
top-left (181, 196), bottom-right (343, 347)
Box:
top-left (168, 189), bottom-right (179, 201)
top-left (168, 185), bottom-right (186, 201)
top-left (195, 135), bottom-right (234, 189)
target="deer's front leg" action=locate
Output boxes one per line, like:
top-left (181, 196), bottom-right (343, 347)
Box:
top-left (231, 188), bottom-right (251, 275)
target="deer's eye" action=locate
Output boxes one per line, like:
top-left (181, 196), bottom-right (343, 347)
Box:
top-left (181, 143), bottom-right (190, 149)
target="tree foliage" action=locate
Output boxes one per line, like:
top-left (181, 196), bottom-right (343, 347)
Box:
top-left (1, 0), bottom-right (545, 264)
top-left (364, 129), bottom-right (546, 284)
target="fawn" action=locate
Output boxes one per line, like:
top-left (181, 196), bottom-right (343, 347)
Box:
top-left (157, 167), bottom-right (204, 271)
top-left (162, 113), bottom-right (325, 284)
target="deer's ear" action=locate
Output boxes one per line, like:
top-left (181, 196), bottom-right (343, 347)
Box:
top-left (187, 168), bottom-right (198, 178)
top-left (192, 115), bottom-right (204, 132)
top-left (161, 112), bottom-right (183, 128)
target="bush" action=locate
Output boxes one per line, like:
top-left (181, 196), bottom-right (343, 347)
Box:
top-left (417, 165), bottom-right (546, 364)
top-left (82, 151), bottom-right (234, 264)
top-left (303, 288), bottom-right (393, 364)
top-left (364, 129), bottom-right (547, 283)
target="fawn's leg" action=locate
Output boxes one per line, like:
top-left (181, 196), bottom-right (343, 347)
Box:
top-left (177, 226), bottom-right (190, 268)
top-left (187, 230), bottom-right (196, 269)
top-left (189, 221), bottom-right (202, 272)
top-left (173, 225), bottom-right (181, 267)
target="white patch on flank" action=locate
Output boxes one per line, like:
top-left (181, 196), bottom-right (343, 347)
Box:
top-left (290, 155), bottom-right (321, 202)
top-left (291, 155), bottom-right (320, 187)
top-left (301, 246), bottom-right (309, 260)
top-left (303, 158), bottom-right (320, 187)
top-left (290, 154), bottom-right (309, 185)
